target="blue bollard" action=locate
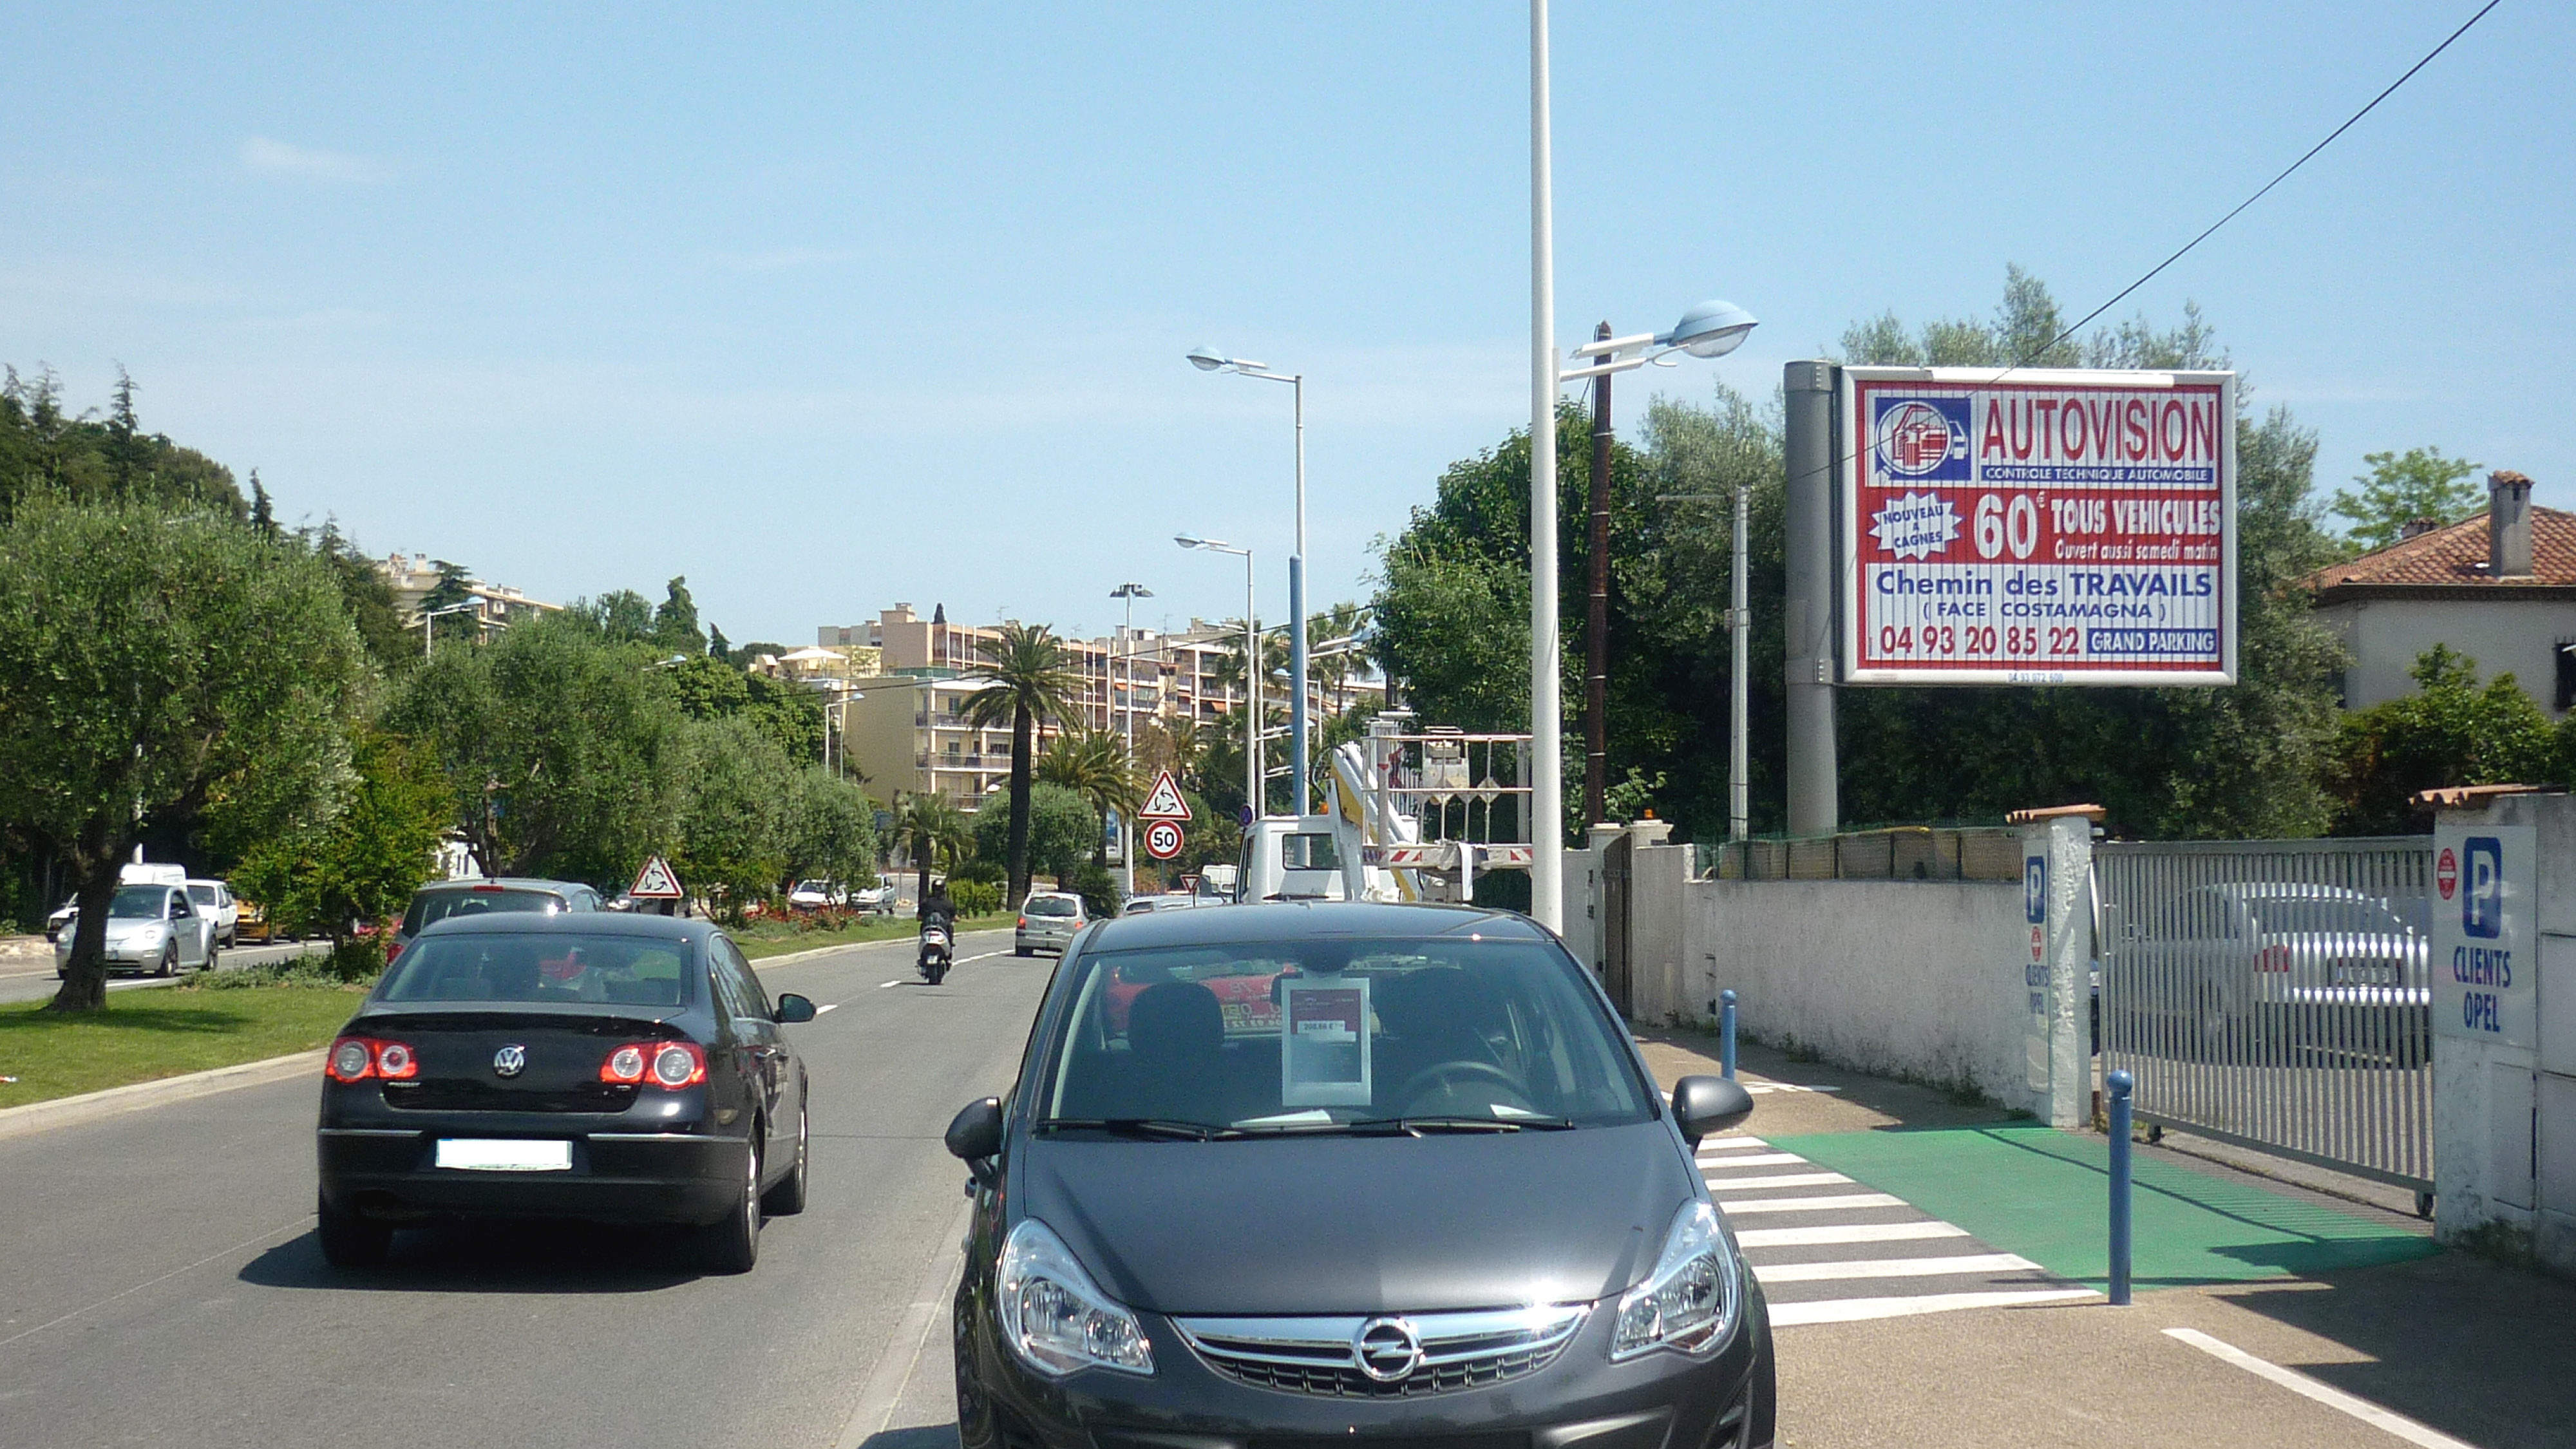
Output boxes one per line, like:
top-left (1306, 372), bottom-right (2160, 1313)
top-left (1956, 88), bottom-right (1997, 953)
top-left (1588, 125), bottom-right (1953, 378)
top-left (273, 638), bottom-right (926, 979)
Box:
top-left (2107, 1068), bottom-right (2134, 1305)
top-left (1719, 990), bottom-right (1738, 1081)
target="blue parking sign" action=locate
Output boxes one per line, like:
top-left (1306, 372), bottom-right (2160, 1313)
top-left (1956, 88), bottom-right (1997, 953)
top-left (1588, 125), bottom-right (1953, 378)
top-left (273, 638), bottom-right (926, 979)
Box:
top-left (2024, 857), bottom-right (2048, 925)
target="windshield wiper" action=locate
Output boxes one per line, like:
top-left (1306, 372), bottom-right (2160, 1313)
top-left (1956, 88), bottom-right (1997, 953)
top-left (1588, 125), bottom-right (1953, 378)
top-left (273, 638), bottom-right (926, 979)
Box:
top-left (1250, 1114), bottom-right (1579, 1137)
top-left (1032, 1117), bottom-right (1244, 1141)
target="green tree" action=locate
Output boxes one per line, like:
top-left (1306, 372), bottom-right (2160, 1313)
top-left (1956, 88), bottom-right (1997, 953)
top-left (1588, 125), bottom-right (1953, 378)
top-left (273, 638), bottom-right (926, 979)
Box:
top-left (582, 589), bottom-right (658, 644)
top-left (2329, 448), bottom-right (2483, 551)
top-left (891, 791), bottom-right (972, 905)
top-left (2326, 647), bottom-right (2557, 835)
top-left (779, 765), bottom-right (879, 891)
top-left (963, 623), bottom-right (1080, 908)
top-left (1, 365), bottom-right (247, 522)
top-left (652, 576), bottom-right (706, 657)
top-left (0, 499), bottom-right (368, 1010)
top-left (1036, 729), bottom-right (1140, 866)
top-left (670, 715), bottom-right (788, 919)
top-left (971, 781), bottom-right (1095, 886)
top-left (232, 730), bottom-right (449, 973)
top-left (421, 560), bottom-right (478, 645)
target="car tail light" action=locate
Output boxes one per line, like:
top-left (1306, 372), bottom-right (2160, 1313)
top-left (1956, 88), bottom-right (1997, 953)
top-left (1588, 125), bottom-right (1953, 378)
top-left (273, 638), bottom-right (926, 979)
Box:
top-left (2255, 945), bottom-right (2293, 973)
top-left (601, 1040), bottom-right (706, 1088)
top-left (327, 1036), bottom-right (419, 1083)
top-left (386, 941), bottom-right (404, 964)
top-left (471, 883), bottom-right (506, 893)
top-left (1017, 917), bottom-right (1028, 930)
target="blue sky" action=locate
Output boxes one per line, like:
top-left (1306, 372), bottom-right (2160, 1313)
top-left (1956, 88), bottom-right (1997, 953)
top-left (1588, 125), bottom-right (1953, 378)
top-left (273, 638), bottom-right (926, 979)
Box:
top-left (5, 3), bottom-right (2565, 645)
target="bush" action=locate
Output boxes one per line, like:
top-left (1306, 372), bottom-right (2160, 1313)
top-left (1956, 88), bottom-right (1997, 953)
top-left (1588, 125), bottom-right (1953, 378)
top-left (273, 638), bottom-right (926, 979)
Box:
top-left (1068, 862), bottom-right (1120, 920)
top-left (951, 880), bottom-right (1001, 915)
top-left (951, 858), bottom-right (1005, 887)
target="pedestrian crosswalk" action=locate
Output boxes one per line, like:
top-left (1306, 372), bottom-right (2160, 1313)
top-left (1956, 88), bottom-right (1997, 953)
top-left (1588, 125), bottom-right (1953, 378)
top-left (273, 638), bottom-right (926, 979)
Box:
top-left (1700, 1135), bottom-right (2095, 1326)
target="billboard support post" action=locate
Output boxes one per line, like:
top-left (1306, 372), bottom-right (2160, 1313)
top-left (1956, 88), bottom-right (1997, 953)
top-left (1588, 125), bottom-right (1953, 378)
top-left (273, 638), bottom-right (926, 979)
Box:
top-left (1783, 361), bottom-right (1841, 837)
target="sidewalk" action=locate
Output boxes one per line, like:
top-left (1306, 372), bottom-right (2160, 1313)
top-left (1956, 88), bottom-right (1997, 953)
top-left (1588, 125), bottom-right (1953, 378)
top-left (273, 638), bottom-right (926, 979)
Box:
top-left (1636, 1026), bottom-right (2576, 1449)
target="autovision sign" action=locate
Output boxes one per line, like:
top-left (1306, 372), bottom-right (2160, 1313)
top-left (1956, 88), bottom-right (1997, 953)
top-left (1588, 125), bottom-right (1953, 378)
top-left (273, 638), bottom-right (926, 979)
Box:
top-left (1839, 366), bottom-right (2237, 686)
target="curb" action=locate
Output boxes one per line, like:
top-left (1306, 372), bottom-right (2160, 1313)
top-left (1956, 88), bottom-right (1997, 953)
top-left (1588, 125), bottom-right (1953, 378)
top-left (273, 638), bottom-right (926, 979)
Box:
top-left (0, 1048), bottom-right (325, 1142)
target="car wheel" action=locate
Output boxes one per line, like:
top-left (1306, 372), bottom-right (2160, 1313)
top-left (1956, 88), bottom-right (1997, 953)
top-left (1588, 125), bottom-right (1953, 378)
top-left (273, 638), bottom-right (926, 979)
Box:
top-left (202, 942), bottom-right (219, 974)
top-left (761, 1103), bottom-right (810, 1217)
top-left (317, 1195), bottom-right (392, 1269)
top-left (1013, 943), bottom-right (1030, 958)
top-left (155, 943), bottom-right (177, 978)
top-left (698, 1139), bottom-right (762, 1274)
top-left (956, 1309), bottom-right (1001, 1449)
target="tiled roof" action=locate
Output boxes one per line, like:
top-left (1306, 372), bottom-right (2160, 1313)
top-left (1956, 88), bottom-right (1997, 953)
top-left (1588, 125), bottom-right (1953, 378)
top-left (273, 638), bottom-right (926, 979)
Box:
top-left (2302, 503), bottom-right (2576, 592)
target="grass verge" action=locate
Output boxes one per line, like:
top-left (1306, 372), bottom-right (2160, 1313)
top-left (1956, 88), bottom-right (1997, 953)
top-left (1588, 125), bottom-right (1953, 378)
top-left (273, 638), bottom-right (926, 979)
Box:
top-left (0, 982), bottom-right (368, 1111)
top-left (732, 912), bottom-right (1013, 961)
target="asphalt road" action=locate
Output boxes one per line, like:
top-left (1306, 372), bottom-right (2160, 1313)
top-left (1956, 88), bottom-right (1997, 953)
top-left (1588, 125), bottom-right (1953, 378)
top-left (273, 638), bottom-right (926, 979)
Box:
top-left (0, 927), bottom-right (1044, 1449)
top-left (0, 938), bottom-right (330, 1006)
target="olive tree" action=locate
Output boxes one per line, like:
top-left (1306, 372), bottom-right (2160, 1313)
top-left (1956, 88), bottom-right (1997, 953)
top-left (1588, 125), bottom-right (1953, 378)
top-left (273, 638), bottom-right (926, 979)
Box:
top-left (0, 500), bottom-right (368, 1010)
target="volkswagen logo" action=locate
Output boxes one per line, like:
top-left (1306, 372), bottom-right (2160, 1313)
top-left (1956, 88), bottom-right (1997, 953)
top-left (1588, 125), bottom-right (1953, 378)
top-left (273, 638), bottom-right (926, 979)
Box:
top-left (491, 1045), bottom-right (527, 1078)
top-left (1350, 1316), bottom-right (1422, 1382)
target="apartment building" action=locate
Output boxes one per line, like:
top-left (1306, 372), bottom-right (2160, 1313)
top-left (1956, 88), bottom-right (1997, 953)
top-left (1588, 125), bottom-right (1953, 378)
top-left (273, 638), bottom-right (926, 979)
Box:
top-left (377, 553), bottom-right (562, 640)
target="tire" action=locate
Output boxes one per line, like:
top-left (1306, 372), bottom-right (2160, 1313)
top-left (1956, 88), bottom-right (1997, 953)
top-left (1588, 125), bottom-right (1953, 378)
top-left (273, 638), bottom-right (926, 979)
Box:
top-left (956, 1310), bottom-right (999, 1449)
top-left (1013, 944), bottom-right (1030, 958)
top-left (697, 1139), bottom-right (762, 1274)
top-left (317, 1196), bottom-right (392, 1268)
top-left (202, 943), bottom-right (219, 975)
top-left (761, 1103), bottom-right (810, 1217)
top-left (155, 943), bottom-right (177, 978)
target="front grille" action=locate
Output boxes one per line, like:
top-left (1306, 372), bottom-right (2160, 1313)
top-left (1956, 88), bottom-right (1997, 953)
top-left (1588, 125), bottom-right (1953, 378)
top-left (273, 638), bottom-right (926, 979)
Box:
top-left (1175, 1305), bottom-right (1586, 1399)
top-left (386, 1082), bottom-right (638, 1113)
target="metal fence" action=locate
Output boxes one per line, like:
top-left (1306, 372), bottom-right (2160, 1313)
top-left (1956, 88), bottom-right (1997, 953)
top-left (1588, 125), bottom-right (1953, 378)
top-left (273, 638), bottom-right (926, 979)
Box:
top-left (2096, 837), bottom-right (2434, 1194)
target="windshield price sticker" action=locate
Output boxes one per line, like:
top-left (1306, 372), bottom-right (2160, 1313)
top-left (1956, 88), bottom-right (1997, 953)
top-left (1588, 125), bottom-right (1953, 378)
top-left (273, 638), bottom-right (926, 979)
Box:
top-left (1840, 368), bottom-right (2237, 687)
top-left (1281, 978), bottom-right (1372, 1107)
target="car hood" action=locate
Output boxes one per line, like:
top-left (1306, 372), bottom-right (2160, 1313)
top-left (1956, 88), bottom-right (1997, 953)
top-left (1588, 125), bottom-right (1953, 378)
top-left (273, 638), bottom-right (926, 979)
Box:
top-left (1015, 1121), bottom-right (1687, 1316)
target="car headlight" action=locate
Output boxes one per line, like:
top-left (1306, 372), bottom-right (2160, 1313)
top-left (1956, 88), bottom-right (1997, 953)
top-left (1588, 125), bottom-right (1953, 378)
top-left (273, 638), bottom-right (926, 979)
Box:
top-left (1610, 1200), bottom-right (1741, 1361)
top-left (997, 1218), bottom-right (1154, 1377)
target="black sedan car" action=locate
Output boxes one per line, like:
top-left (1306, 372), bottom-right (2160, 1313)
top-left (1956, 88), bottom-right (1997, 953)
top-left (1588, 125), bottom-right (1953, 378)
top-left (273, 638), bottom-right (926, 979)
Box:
top-left (315, 912), bottom-right (815, 1273)
top-left (945, 901), bottom-right (1774, 1449)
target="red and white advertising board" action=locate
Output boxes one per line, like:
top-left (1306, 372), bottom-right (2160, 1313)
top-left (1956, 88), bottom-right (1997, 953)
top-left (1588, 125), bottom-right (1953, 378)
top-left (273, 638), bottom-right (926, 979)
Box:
top-left (1839, 367), bottom-right (2236, 686)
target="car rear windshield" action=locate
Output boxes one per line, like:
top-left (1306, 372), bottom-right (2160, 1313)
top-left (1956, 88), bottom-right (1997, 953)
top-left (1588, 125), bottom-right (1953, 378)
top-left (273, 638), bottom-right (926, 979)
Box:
top-left (1036, 936), bottom-right (1654, 1132)
top-left (107, 886), bottom-right (169, 920)
top-left (187, 885), bottom-right (219, 907)
top-left (402, 887), bottom-right (565, 936)
top-left (1027, 896), bottom-right (1079, 918)
top-left (379, 933), bottom-right (697, 1009)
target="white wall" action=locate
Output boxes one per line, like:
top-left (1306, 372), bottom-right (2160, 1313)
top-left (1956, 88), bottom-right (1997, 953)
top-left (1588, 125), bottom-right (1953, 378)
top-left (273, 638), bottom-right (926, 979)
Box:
top-left (2316, 595), bottom-right (2576, 715)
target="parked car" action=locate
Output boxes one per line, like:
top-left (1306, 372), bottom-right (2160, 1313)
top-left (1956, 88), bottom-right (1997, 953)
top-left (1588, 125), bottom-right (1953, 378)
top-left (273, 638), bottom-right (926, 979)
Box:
top-left (185, 879), bottom-right (242, 949)
top-left (313, 912), bottom-right (817, 1272)
top-left (44, 862), bottom-right (191, 941)
top-left (235, 896), bottom-right (287, 943)
top-left (1120, 893), bottom-right (1199, 917)
top-left (944, 902), bottom-right (1770, 1449)
top-left (2114, 882), bottom-right (2429, 1061)
top-left (788, 880), bottom-right (848, 911)
top-left (1014, 891), bottom-right (1089, 956)
top-left (848, 882), bottom-right (900, 916)
top-left (392, 878), bottom-right (603, 961)
top-left (52, 882), bottom-right (218, 978)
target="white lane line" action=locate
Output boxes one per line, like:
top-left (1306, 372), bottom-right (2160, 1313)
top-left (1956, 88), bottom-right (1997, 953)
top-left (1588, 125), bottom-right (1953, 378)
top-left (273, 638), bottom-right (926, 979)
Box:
top-left (815, 1003), bottom-right (840, 1014)
top-left (2162, 1329), bottom-right (2480, 1449)
top-left (1746, 1083), bottom-right (1842, 1094)
top-left (0, 1213), bottom-right (313, 1351)
top-left (877, 980), bottom-right (905, 989)
top-left (1770, 1287), bottom-right (2093, 1325)
top-left (1703, 1171), bottom-right (1852, 1191)
top-left (1756, 1252), bottom-right (2040, 1285)
top-left (1696, 1152), bottom-right (1809, 1168)
top-left (955, 950), bottom-right (1009, 963)
top-left (1696, 1136), bottom-right (1770, 1151)
top-left (1738, 1221), bottom-right (1969, 1248)
top-left (1716, 1193), bottom-right (1908, 1215)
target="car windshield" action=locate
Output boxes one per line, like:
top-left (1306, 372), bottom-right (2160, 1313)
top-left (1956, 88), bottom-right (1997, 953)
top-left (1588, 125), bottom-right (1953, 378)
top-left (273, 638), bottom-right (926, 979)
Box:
top-left (795, 880), bottom-right (829, 893)
top-left (402, 888), bottom-right (564, 935)
top-left (1036, 935), bottom-right (1654, 1132)
top-left (1027, 896), bottom-right (1079, 918)
top-left (108, 887), bottom-right (169, 920)
top-left (378, 933), bottom-right (696, 1008)
top-left (2246, 896), bottom-right (2409, 936)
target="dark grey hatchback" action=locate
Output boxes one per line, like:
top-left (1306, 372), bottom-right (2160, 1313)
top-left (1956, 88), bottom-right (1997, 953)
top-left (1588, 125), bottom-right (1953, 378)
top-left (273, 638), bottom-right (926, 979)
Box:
top-left (945, 902), bottom-right (1774, 1449)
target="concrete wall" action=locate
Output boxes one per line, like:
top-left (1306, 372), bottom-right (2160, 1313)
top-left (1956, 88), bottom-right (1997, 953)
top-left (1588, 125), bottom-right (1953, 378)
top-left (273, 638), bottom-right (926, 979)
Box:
top-left (2316, 595), bottom-right (2576, 715)
top-left (1677, 878), bottom-right (2032, 1104)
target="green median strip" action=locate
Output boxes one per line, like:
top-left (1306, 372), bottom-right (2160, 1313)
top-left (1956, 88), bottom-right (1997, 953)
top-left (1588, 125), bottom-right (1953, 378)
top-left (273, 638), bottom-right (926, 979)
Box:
top-left (732, 912), bottom-right (1013, 961)
top-left (1768, 1126), bottom-right (2437, 1289)
top-left (0, 984), bottom-right (367, 1111)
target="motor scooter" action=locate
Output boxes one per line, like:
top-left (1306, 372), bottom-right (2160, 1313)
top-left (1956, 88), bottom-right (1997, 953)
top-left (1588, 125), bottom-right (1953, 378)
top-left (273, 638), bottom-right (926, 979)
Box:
top-left (917, 916), bottom-right (952, 985)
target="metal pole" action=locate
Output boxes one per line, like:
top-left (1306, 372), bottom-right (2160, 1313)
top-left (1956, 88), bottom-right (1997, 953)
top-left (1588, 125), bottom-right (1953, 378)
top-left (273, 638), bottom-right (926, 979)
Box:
top-left (1246, 553), bottom-right (1261, 823)
top-left (1585, 320), bottom-right (1612, 827)
top-left (1730, 476), bottom-right (1751, 841)
top-left (424, 611), bottom-right (433, 660)
top-left (1782, 360), bottom-right (1839, 836)
top-left (2108, 1068), bottom-right (2134, 1305)
top-left (1527, 0), bottom-right (1563, 933)
top-left (1720, 989), bottom-right (1738, 1081)
top-left (1122, 591), bottom-right (1137, 896)
top-left (1290, 374), bottom-right (1309, 815)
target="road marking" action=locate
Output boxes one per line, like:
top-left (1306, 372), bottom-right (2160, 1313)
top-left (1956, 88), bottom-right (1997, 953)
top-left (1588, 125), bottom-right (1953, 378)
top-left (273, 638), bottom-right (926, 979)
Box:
top-left (1756, 1252), bottom-right (2039, 1284)
top-left (1697, 1136), bottom-right (1770, 1151)
top-left (0, 1213), bottom-right (312, 1351)
top-left (877, 980), bottom-right (905, 989)
top-left (1716, 1192), bottom-right (1908, 1214)
top-left (831, 1195), bottom-right (975, 1449)
top-left (1696, 1152), bottom-right (1809, 1168)
top-left (1701, 1171), bottom-right (1852, 1191)
top-left (1736, 1221), bottom-right (1969, 1248)
top-left (1745, 1082), bottom-right (1842, 1095)
top-left (815, 1003), bottom-right (840, 1014)
top-left (2162, 1328), bottom-right (2480, 1449)
top-left (1769, 1287), bottom-right (2093, 1325)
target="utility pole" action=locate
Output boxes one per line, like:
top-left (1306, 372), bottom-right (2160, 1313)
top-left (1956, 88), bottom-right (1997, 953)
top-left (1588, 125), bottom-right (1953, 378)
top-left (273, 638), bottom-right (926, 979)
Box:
top-left (1110, 582), bottom-right (1152, 895)
top-left (1526, 0), bottom-right (1563, 932)
top-left (1585, 320), bottom-right (1614, 826)
top-left (1783, 361), bottom-right (1839, 836)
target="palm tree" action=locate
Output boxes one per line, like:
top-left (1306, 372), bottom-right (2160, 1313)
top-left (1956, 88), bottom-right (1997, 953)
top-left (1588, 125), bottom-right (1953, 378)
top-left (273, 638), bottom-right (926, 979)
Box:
top-left (891, 791), bottom-right (972, 907)
top-left (1037, 729), bottom-right (1142, 865)
top-left (964, 622), bottom-right (1080, 908)
top-left (1311, 600), bottom-right (1370, 716)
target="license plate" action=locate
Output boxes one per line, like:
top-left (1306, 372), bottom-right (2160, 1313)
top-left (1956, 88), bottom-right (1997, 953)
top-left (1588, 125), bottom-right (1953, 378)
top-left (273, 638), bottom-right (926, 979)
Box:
top-left (2333, 965), bottom-right (2395, 986)
top-left (435, 1139), bottom-right (571, 1172)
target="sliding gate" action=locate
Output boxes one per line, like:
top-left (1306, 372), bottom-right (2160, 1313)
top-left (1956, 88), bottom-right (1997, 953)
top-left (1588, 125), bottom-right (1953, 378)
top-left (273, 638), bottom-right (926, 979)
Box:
top-left (2096, 837), bottom-right (2434, 1197)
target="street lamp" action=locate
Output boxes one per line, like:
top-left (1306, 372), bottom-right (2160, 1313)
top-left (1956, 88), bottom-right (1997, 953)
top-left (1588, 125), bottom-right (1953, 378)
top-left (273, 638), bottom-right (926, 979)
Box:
top-left (1185, 346), bottom-right (1309, 811)
top-left (1176, 534), bottom-right (1260, 823)
top-left (1110, 581), bottom-right (1154, 893)
top-left (419, 601), bottom-right (480, 658)
top-left (1563, 301), bottom-right (1759, 829)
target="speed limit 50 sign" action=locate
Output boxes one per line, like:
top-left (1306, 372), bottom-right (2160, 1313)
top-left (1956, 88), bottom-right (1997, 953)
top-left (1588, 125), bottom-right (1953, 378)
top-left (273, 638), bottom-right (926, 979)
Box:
top-left (1142, 819), bottom-right (1185, 860)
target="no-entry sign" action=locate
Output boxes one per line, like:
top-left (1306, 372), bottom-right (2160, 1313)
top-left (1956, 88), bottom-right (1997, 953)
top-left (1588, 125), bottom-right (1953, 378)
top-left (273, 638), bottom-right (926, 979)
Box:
top-left (1841, 367), bottom-right (2237, 687)
top-left (1142, 819), bottom-right (1185, 860)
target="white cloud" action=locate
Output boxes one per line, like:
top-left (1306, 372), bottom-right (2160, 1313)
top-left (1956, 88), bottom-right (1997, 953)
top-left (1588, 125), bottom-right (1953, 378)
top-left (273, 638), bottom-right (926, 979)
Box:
top-left (240, 136), bottom-right (388, 184)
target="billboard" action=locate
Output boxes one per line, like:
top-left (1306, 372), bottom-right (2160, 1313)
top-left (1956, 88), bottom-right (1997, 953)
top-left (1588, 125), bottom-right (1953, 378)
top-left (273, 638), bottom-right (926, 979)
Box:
top-left (1839, 367), bottom-right (2236, 686)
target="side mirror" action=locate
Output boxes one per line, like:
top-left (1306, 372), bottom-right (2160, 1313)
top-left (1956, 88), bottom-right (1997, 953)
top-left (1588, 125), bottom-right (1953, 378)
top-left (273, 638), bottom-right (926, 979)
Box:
top-left (946, 1096), bottom-right (1005, 1188)
top-left (1671, 1075), bottom-right (1755, 1145)
top-left (774, 993), bottom-right (818, 1024)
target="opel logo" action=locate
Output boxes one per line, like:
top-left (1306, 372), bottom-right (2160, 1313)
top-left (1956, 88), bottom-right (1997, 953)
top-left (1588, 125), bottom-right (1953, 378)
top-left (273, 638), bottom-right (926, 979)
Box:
top-left (492, 1045), bottom-right (527, 1078)
top-left (1351, 1316), bottom-right (1422, 1382)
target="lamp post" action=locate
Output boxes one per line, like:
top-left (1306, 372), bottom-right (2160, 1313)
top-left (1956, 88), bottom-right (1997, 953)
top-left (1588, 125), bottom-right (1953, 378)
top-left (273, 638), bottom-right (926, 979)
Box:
top-left (419, 601), bottom-right (480, 658)
top-left (1110, 582), bottom-right (1153, 894)
top-left (1186, 348), bottom-right (1307, 811)
top-left (1177, 535), bottom-right (1259, 823)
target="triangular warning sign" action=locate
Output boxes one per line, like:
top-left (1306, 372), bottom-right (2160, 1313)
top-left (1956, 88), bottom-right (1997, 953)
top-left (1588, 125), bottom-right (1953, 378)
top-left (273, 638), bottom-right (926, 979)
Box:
top-left (1137, 770), bottom-right (1191, 821)
top-left (629, 855), bottom-right (685, 899)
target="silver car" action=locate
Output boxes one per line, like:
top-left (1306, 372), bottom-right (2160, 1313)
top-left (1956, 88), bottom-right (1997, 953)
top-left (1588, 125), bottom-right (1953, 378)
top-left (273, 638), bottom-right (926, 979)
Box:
top-left (1014, 891), bottom-right (1088, 956)
top-left (52, 884), bottom-right (218, 978)
top-left (2122, 882), bottom-right (2428, 1060)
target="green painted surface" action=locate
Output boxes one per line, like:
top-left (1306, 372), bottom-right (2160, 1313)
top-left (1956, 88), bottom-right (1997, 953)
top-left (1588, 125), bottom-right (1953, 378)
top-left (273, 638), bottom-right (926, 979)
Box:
top-left (1766, 1127), bottom-right (2438, 1289)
